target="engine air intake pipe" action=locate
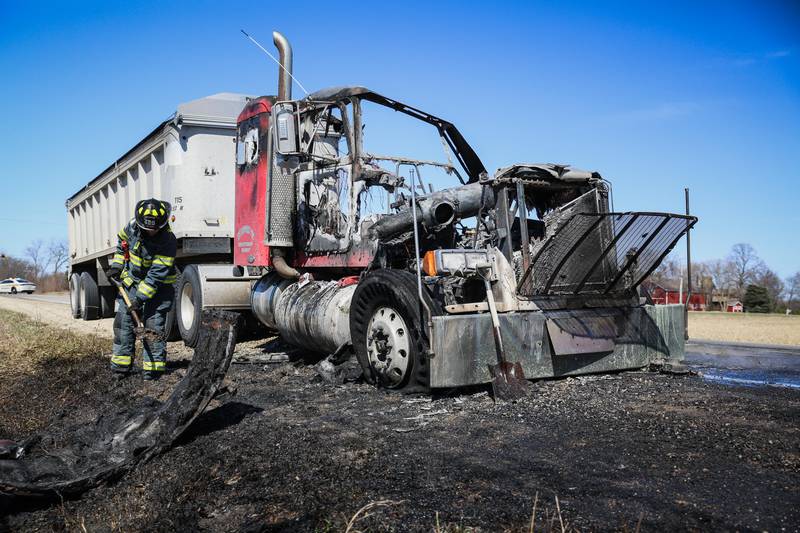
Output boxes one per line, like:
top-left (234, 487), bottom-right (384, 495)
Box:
top-left (372, 182), bottom-right (493, 239)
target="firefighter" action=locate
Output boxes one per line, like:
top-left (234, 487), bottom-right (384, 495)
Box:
top-left (104, 198), bottom-right (177, 380)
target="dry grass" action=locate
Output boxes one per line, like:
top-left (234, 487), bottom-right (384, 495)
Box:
top-left (689, 311), bottom-right (800, 346)
top-left (0, 308), bottom-right (112, 436)
top-left (0, 308), bottom-right (110, 376)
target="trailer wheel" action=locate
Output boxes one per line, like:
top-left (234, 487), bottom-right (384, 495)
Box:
top-left (176, 265), bottom-right (202, 347)
top-left (162, 266), bottom-right (182, 342)
top-left (79, 272), bottom-right (100, 321)
top-left (99, 286), bottom-right (116, 318)
top-left (69, 273), bottom-right (81, 318)
top-left (350, 270), bottom-right (438, 393)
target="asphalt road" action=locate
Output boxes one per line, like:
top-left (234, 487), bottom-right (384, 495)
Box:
top-left (686, 339), bottom-right (800, 389)
top-left (0, 292), bottom-right (70, 305)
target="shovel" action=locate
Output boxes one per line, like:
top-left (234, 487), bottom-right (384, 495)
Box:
top-left (111, 278), bottom-right (164, 342)
top-left (480, 268), bottom-right (531, 401)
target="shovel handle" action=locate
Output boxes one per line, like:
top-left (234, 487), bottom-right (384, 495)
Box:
top-left (111, 279), bottom-right (145, 328)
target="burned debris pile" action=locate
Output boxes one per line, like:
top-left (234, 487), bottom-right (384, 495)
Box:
top-left (0, 310), bottom-right (238, 498)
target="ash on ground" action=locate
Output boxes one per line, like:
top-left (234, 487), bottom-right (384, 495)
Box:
top-left (2, 338), bottom-right (798, 532)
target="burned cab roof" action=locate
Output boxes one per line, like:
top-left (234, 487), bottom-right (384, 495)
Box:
top-left (493, 163), bottom-right (601, 185)
top-left (493, 164), bottom-right (604, 217)
top-left (305, 86), bottom-right (488, 183)
top-left (307, 86), bottom-right (373, 101)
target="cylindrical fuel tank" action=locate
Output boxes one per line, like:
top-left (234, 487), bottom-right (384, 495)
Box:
top-left (251, 273), bottom-right (356, 355)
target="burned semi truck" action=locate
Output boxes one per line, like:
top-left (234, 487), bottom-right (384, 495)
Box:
top-left (233, 32), bottom-right (696, 392)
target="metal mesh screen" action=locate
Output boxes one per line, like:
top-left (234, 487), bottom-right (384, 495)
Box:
top-left (267, 157), bottom-right (296, 247)
top-left (518, 212), bottom-right (697, 296)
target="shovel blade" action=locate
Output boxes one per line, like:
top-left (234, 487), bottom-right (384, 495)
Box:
top-left (489, 361), bottom-right (531, 401)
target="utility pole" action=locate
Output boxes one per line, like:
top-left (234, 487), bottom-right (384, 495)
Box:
top-left (685, 188), bottom-right (692, 340)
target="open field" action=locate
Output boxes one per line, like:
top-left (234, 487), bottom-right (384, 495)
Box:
top-left (2, 309), bottom-right (799, 531)
top-left (689, 311), bottom-right (800, 346)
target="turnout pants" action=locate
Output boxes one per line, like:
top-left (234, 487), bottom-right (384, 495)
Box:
top-left (111, 286), bottom-right (174, 377)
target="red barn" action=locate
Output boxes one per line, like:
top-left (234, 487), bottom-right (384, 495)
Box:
top-left (726, 300), bottom-right (743, 313)
top-left (648, 283), bottom-right (709, 310)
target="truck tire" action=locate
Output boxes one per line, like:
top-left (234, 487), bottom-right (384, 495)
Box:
top-left (80, 272), bottom-right (100, 321)
top-left (163, 266), bottom-right (182, 342)
top-left (349, 270), bottom-right (438, 393)
top-left (69, 273), bottom-right (81, 318)
top-left (100, 286), bottom-right (116, 318)
top-left (176, 265), bottom-right (202, 348)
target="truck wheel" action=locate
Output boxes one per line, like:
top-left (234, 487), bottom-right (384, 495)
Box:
top-left (80, 272), bottom-right (100, 321)
top-left (176, 265), bottom-right (202, 347)
top-left (99, 286), bottom-right (116, 318)
top-left (163, 266), bottom-right (182, 342)
top-left (350, 270), bottom-right (437, 393)
top-left (69, 273), bottom-right (81, 318)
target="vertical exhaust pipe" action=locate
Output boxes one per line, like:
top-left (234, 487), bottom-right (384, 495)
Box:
top-left (270, 31), bottom-right (300, 280)
top-left (272, 31), bottom-right (292, 101)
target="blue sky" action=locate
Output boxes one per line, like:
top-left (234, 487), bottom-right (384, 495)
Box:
top-left (0, 0), bottom-right (798, 276)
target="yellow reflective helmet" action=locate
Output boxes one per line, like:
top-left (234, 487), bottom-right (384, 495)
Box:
top-left (135, 198), bottom-right (171, 231)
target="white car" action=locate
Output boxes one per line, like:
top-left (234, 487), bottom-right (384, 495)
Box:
top-left (0, 278), bottom-right (37, 294)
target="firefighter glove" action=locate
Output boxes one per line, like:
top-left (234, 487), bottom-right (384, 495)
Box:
top-left (105, 266), bottom-right (122, 283)
top-left (128, 298), bottom-right (142, 314)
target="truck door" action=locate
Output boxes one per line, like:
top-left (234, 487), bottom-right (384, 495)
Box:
top-left (295, 103), bottom-right (355, 253)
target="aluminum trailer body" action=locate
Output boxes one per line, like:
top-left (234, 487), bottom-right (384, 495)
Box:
top-left (66, 93), bottom-right (255, 345)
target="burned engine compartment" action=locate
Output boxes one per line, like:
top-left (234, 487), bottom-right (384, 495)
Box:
top-left (265, 86), bottom-right (693, 311)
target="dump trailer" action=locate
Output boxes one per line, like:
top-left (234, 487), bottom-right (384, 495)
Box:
top-left (66, 93), bottom-right (256, 345)
top-left (232, 32), bottom-right (696, 391)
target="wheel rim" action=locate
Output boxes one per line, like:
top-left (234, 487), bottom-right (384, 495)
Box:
top-left (366, 306), bottom-right (411, 387)
top-left (180, 282), bottom-right (195, 332)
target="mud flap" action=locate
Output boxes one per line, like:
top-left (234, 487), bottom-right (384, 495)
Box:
top-left (544, 309), bottom-right (618, 356)
top-left (0, 310), bottom-right (238, 497)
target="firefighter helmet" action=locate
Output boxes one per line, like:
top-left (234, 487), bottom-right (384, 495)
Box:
top-left (135, 198), bottom-right (171, 231)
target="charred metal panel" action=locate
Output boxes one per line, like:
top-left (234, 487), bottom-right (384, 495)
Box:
top-left (429, 305), bottom-right (683, 388)
top-left (645, 304), bottom-right (685, 364)
top-left (544, 308), bottom-right (617, 355)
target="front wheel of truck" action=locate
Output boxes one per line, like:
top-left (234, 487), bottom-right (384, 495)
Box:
top-left (350, 269), bottom-right (438, 393)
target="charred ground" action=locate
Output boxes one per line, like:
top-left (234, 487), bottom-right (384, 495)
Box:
top-left (1, 316), bottom-right (798, 532)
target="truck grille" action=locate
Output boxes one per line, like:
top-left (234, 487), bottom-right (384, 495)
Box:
top-left (517, 212), bottom-right (697, 297)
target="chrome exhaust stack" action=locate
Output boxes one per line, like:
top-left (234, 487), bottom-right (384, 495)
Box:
top-left (272, 31), bottom-right (292, 100)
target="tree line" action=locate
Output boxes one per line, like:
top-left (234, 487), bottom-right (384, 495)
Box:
top-left (0, 239), bottom-right (70, 292)
top-left (650, 243), bottom-right (800, 314)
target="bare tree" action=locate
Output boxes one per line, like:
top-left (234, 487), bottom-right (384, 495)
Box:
top-left (649, 257), bottom-right (680, 287)
top-left (24, 240), bottom-right (48, 281)
top-left (0, 252), bottom-right (35, 280)
top-left (702, 258), bottom-right (737, 294)
top-left (786, 272), bottom-right (800, 311)
top-left (728, 243), bottom-right (764, 298)
top-left (48, 239), bottom-right (69, 274)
